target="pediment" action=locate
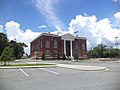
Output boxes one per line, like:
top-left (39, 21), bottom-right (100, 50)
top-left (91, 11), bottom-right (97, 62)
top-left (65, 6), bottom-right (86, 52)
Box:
top-left (61, 33), bottom-right (75, 41)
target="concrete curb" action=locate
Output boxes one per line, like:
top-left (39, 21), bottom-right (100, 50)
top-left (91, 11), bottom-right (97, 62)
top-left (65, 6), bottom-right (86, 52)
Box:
top-left (57, 64), bottom-right (108, 71)
top-left (0, 65), bottom-right (57, 69)
top-left (0, 63), bottom-right (108, 71)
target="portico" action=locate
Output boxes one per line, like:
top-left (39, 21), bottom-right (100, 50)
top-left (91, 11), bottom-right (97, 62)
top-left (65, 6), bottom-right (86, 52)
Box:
top-left (62, 33), bottom-right (75, 57)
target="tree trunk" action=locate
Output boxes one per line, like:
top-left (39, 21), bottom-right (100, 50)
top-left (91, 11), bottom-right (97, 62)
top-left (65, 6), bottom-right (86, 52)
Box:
top-left (4, 61), bottom-right (6, 66)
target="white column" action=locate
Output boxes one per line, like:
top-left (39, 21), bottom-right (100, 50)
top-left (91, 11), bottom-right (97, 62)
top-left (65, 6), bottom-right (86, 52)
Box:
top-left (64, 40), bottom-right (66, 55)
top-left (70, 40), bottom-right (73, 57)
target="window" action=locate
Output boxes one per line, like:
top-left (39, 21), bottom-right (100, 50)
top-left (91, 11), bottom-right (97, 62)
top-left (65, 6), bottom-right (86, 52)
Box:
top-left (34, 51), bottom-right (38, 58)
top-left (45, 50), bottom-right (50, 56)
top-left (45, 40), bottom-right (50, 48)
top-left (54, 40), bottom-right (57, 48)
top-left (53, 50), bottom-right (58, 56)
top-left (82, 43), bottom-right (85, 50)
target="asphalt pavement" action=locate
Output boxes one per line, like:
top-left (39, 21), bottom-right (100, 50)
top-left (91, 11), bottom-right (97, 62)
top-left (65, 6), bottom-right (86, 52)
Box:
top-left (0, 59), bottom-right (120, 90)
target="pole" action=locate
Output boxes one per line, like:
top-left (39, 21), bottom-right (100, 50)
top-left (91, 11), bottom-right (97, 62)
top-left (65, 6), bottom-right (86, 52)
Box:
top-left (115, 37), bottom-right (119, 59)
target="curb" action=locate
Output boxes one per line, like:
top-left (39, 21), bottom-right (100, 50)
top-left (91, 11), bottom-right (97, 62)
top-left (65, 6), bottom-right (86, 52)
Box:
top-left (0, 65), bottom-right (57, 69)
top-left (57, 64), bottom-right (108, 71)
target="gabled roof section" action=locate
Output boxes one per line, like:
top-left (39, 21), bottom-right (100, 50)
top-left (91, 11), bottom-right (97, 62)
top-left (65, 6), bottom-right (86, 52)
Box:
top-left (61, 33), bottom-right (75, 41)
top-left (30, 33), bottom-right (59, 43)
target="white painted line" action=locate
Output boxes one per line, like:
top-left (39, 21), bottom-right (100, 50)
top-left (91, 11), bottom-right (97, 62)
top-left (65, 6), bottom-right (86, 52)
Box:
top-left (19, 68), bottom-right (29, 76)
top-left (105, 68), bottom-right (109, 71)
top-left (39, 68), bottom-right (60, 75)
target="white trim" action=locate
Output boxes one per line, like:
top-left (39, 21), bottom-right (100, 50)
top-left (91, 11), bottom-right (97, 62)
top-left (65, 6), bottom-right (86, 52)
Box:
top-left (61, 33), bottom-right (75, 41)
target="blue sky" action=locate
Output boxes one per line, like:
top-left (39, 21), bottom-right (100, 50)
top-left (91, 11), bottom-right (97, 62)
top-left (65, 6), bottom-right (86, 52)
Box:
top-left (0, 0), bottom-right (120, 54)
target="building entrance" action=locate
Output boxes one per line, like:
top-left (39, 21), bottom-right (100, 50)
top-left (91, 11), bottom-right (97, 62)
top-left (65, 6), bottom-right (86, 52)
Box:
top-left (66, 41), bottom-right (71, 57)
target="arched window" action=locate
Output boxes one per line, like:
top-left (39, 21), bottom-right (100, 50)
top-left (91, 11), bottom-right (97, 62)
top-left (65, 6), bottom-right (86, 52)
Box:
top-left (54, 40), bottom-right (57, 48)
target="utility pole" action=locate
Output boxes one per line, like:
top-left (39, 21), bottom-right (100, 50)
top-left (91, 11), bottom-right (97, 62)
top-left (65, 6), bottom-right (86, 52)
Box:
top-left (115, 37), bottom-right (119, 59)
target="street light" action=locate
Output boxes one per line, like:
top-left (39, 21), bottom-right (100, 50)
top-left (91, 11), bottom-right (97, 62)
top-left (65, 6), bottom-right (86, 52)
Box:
top-left (74, 31), bottom-right (79, 38)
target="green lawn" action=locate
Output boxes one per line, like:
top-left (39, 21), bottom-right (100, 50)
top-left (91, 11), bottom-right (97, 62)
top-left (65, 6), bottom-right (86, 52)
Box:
top-left (0, 63), bottom-right (55, 67)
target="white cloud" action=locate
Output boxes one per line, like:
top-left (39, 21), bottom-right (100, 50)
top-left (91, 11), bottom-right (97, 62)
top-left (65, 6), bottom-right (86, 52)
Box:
top-left (38, 25), bottom-right (47, 29)
top-left (68, 13), bottom-right (120, 49)
top-left (114, 12), bottom-right (120, 25)
top-left (113, 0), bottom-right (120, 3)
top-left (0, 25), bottom-right (3, 32)
top-left (5, 21), bottom-right (41, 54)
top-left (32, 0), bottom-right (65, 32)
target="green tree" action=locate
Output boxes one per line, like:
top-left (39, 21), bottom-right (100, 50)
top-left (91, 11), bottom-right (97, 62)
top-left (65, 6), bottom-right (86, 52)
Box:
top-left (0, 47), bottom-right (13, 65)
top-left (0, 33), bottom-right (8, 56)
top-left (88, 44), bottom-right (119, 58)
top-left (93, 44), bottom-right (108, 58)
top-left (9, 40), bottom-right (28, 59)
top-left (87, 49), bottom-right (99, 58)
top-left (62, 53), bottom-right (66, 60)
top-left (42, 53), bottom-right (45, 60)
top-left (57, 53), bottom-right (60, 60)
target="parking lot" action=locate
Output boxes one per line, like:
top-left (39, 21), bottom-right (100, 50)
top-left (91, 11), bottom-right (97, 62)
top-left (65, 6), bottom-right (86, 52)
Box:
top-left (0, 61), bottom-right (120, 90)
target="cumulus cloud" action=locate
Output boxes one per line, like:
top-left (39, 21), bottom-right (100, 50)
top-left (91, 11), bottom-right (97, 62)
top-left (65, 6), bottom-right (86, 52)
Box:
top-left (5, 21), bottom-right (41, 54)
top-left (32, 0), bottom-right (65, 32)
top-left (113, 0), bottom-right (120, 3)
top-left (0, 25), bottom-right (3, 32)
top-left (114, 12), bottom-right (120, 25)
top-left (68, 13), bottom-right (120, 49)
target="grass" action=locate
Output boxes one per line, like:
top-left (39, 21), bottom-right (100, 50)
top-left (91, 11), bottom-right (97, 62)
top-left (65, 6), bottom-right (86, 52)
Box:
top-left (0, 63), bottom-right (55, 67)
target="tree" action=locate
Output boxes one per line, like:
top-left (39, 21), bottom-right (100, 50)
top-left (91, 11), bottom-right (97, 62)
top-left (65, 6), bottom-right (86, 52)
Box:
top-left (62, 53), bottom-right (66, 60)
top-left (57, 53), bottom-right (60, 60)
top-left (0, 47), bottom-right (13, 65)
top-left (42, 53), bottom-right (45, 60)
top-left (0, 33), bottom-right (27, 59)
top-left (0, 33), bottom-right (8, 56)
top-left (93, 44), bottom-right (108, 58)
top-left (9, 40), bottom-right (28, 59)
top-left (88, 44), bottom-right (119, 58)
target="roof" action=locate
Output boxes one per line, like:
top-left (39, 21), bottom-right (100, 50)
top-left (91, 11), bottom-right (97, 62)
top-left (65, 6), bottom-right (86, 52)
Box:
top-left (30, 33), bottom-right (87, 43)
top-left (30, 33), bottom-right (59, 43)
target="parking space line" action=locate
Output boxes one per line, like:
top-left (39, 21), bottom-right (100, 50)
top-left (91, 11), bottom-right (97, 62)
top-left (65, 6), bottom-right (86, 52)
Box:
top-left (39, 68), bottom-right (60, 75)
top-left (19, 68), bottom-right (29, 77)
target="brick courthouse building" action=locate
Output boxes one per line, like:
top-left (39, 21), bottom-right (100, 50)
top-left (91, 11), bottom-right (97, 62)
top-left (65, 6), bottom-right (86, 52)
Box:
top-left (30, 33), bottom-right (87, 59)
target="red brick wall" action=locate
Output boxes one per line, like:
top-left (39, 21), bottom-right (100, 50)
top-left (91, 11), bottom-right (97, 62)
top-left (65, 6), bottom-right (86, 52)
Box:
top-left (30, 34), bottom-right (87, 59)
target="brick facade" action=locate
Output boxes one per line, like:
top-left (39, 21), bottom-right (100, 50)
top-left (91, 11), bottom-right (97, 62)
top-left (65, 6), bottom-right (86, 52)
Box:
top-left (30, 33), bottom-right (87, 59)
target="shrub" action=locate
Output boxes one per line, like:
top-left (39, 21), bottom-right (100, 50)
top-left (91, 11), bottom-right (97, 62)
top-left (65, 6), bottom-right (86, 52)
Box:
top-left (57, 53), bottom-right (60, 60)
top-left (42, 53), bottom-right (45, 60)
top-left (62, 53), bottom-right (66, 60)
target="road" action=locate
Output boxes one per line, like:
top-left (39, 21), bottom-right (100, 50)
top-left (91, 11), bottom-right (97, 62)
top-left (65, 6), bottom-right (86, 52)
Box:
top-left (0, 60), bottom-right (120, 90)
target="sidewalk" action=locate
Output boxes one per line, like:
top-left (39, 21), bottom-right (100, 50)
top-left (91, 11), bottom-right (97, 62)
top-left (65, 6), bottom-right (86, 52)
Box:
top-left (57, 64), bottom-right (108, 71)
